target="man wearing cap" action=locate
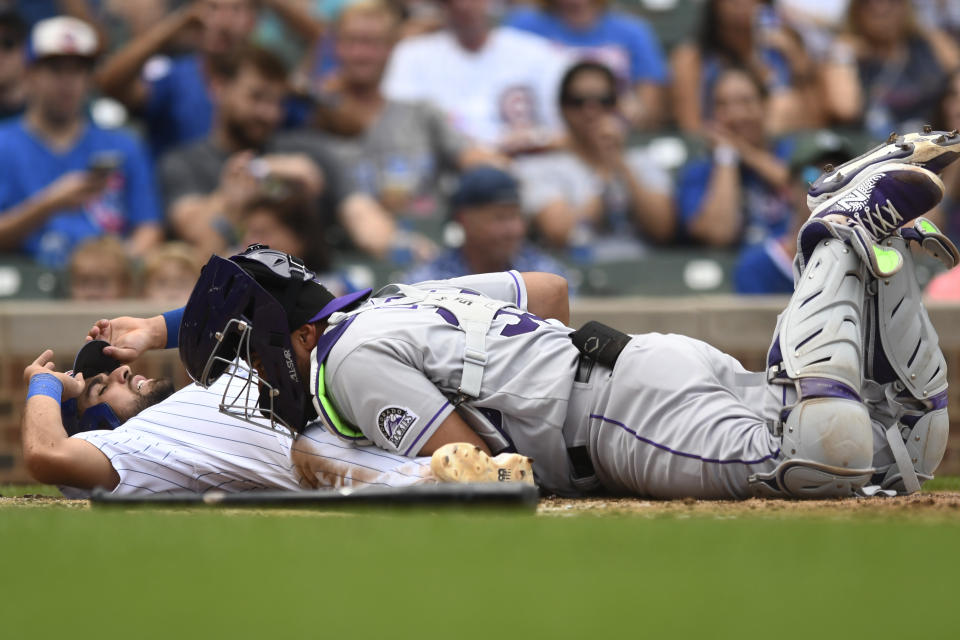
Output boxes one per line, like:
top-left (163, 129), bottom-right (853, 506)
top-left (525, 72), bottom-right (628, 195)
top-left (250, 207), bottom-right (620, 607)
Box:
top-left (0, 5), bottom-right (27, 121)
top-left (96, 0), bottom-right (322, 158)
top-left (0, 16), bottom-right (162, 267)
top-left (404, 166), bottom-right (569, 286)
top-left (20, 340), bottom-right (448, 496)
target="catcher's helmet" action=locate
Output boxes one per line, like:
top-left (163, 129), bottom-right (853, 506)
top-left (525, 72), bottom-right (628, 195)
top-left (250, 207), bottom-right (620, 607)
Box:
top-left (60, 340), bottom-right (123, 436)
top-left (179, 244), bottom-right (370, 433)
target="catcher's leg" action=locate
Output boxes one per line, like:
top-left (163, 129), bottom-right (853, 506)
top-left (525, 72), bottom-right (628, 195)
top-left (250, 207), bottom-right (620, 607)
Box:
top-left (808, 127), bottom-right (960, 210)
top-left (863, 232), bottom-right (950, 494)
top-left (750, 237), bottom-right (874, 498)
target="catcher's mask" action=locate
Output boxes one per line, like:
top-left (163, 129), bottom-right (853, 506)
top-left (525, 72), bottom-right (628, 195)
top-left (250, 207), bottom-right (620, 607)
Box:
top-left (179, 245), bottom-right (370, 434)
top-left (60, 340), bottom-right (124, 436)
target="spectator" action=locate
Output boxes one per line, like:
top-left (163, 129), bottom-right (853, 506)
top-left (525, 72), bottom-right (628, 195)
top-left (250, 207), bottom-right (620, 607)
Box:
top-left (733, 130), bottom-right (854, 294)
top-left (140, 241), bottom-right (202, 304)
top-left (160, 45), bottom-right (397, 260)
top-left (0, 5), bottom-right (26, 121)
top-left (514, 61), bottom-right (674, 261)
top-left (925, 264), bottom-right (960, 301)
top-left (671, 0), bottom-right (809, 134)
top-left (504, 0), bottom-right (668, 129)
top-left (381, 0), bottom-right (570, 155)
top-left (0, 16), bottom-right (162, 268)
top-left (821, 0), bottom-right (960, 139)
top-left (96, 0), bottom-right (322, 157)
top-left (925, 70), bottom-right (960, 249)
top-left (776, 0), bottom-right (849, 60)
top-left (404, 165), bottom-right (569, 285)
top-left (675, 66), bottom-right (793, 249)
top-left (239, 184), bottom-right (362, 295)
top-left (915, 0), bottom-right (960, 42)
top-left (238, 184), bottom-right (332, 274)
top-left (69, 235), bottom-right (132, 300)
top-left (313, 0), bottom-right (494, 219)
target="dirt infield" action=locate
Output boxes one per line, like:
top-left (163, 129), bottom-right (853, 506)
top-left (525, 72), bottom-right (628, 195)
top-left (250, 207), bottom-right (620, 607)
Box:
top-left (539, 492), bottom-right (960, 518)
top-left (3, 491), bottom-right (960, 517)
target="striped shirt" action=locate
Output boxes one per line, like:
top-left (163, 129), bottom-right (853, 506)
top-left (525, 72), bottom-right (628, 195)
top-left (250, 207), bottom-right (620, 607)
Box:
top-left (61, 376), bottom-right (433, 497)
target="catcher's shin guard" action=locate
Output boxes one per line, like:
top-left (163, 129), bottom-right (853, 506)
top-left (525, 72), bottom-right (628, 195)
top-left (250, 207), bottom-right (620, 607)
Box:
top-left (864, 234), bottom-right (949, 494)
top-left (750, 238), bottom-right (874, 497)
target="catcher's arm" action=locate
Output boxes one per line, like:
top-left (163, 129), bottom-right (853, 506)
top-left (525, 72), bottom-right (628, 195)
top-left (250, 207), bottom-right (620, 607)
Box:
top-left (520, 272), bottom-right (570, 325)
top-left (85, 308), bottom-right (182, 362)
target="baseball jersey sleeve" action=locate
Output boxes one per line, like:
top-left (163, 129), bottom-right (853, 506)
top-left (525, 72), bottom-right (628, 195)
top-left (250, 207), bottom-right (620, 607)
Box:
top-left (411, 271), bottom-right (529, 310)
top-left (325, 339), bottom-right (456, 457)
top-left (69, 429), bottom-right (198, 495)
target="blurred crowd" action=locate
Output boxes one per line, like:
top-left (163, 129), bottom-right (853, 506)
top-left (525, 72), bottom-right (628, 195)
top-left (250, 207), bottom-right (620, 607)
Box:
top-left (1, 0), bottom-right (960, 303)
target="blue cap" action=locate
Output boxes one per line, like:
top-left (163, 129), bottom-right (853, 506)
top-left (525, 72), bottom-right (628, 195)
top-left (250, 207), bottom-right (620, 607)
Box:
top-left (451, 166), bottom-right (520, 211)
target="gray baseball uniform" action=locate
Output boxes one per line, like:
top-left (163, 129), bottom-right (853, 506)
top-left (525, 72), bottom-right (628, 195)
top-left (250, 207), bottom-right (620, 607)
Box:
top-left (314, 271), bottom-right (787, 498)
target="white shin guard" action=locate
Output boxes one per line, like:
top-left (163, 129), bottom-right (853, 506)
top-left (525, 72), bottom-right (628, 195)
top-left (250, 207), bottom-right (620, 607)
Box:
top-left (865, 235), bottom-right (950, 493)
top-left (751, 239), bottom-right (875, 498)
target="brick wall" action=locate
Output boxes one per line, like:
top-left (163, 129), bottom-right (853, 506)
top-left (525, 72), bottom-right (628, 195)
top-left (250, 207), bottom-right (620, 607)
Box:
top-left (2, 297), bottom-right (959, 483)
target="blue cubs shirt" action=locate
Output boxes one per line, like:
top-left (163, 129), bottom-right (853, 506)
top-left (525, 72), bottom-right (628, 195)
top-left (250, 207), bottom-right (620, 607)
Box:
top-left (676, 138), bottom-right (795, 247)
top-left (0, 118), bottom-right (161, 267)
top-left (143, 55), bottom-right (213, 158)
top-left (734, 238), bottom-right (796, 295)
top-left (504, 8), bottom-right (668, 85)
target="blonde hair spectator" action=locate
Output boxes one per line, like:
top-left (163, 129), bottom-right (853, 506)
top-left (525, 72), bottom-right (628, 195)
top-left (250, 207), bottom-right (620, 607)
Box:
top-left (141, 242), bottom-right (203, 304)
top-left (68, 236), bottom-right (132, 301)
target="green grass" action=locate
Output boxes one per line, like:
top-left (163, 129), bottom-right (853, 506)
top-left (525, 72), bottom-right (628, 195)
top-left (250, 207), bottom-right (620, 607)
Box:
top-left (924, 475), bottom-right (960, 491)
top-left (0, 484), bottom-right (60, 497)
top-left (1, 506), bottom-right (958, 639)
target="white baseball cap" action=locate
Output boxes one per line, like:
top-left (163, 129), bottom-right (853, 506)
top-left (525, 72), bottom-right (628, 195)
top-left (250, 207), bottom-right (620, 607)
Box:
top-left (28, 16), bottom-right (98, 62)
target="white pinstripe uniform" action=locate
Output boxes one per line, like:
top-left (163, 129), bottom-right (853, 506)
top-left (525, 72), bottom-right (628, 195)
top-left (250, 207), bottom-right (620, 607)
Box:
top-left (60, 376), bottom-right (434, 498)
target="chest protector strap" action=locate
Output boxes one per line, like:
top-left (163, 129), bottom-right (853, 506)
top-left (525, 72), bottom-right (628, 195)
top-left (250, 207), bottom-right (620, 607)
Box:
top-left (327, 283), bottom-right (518, 400)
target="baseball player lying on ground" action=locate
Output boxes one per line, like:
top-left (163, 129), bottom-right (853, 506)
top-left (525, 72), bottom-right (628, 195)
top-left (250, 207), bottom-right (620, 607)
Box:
top-left (89, 129), bottom-right (959, 499)
top-left (21, 340), bottom-right (533, 496)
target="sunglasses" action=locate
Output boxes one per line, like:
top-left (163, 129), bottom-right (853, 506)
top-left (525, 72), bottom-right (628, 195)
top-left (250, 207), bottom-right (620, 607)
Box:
top-left (562, 94), bottom-right (617, 109)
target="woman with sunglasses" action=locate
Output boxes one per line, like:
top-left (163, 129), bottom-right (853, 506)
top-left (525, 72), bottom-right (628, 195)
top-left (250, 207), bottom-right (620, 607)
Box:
top-left (514, 61), bottom-right (675, 261)
top-left (821, 0), bottom-right (959, 139)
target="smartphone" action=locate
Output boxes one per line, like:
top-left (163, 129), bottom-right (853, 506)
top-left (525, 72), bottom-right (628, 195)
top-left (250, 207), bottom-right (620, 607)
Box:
top-left (88, 151), bottom-right (121, 177)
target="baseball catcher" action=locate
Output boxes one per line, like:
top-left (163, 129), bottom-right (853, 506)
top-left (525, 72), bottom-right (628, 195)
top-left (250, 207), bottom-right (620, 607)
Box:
top-left (92, 129), bottom-right (958, 499)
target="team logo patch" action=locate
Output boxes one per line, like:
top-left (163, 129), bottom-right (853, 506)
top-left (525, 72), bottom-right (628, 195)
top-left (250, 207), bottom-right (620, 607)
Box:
top-left (377, 406), bottom-right (419, 447)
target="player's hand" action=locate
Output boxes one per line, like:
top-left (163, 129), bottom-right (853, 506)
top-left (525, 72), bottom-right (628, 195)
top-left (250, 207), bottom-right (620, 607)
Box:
top-left (23, 350), bottom-right (86, 400)
top-left (86, 315), bottom-right (167, 362)
top-left (291, 438), bottom-right (321, 489)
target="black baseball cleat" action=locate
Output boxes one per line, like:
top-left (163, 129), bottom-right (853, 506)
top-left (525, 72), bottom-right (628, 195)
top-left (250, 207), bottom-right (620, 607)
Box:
top-left (808, 127), bottom-right (960, 211)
